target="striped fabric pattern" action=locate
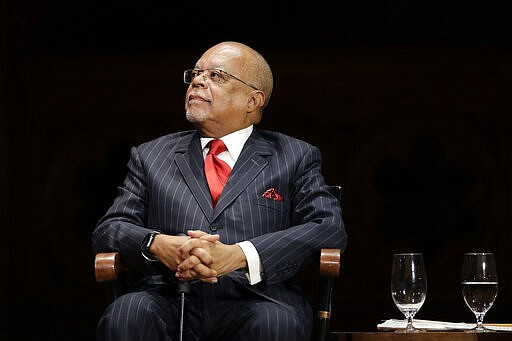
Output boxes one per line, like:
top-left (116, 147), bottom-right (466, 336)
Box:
top-left (92, 128), bottom-right (347, 340)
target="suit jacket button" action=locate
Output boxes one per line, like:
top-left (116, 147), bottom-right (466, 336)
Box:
top-left (209, 223), bottom-right (218, 232)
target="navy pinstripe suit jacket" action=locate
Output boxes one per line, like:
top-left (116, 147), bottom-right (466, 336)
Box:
top-left (92, 128), bottom-right (347, 309)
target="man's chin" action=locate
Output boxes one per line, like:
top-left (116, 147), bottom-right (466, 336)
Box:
top-left (185, 111), bottom-right (206, 124)
top-left (186, 110), bottom-right (202, 123)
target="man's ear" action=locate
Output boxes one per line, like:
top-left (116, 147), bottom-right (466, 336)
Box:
top-left (247, 90), bottom-right (265, 112)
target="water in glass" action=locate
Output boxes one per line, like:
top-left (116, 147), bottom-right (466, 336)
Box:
top-left (461, 253), bottom-right (498, 332)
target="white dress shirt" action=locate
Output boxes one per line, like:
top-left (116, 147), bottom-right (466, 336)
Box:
top-left (200, 125), bottom-right (263, 285)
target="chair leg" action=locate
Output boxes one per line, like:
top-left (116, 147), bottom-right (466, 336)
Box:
top-left (315, 276), bottom-right (335, 341)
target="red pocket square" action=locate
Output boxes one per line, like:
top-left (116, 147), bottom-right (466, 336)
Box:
top-left (261, 188), bottom-right (283, 202)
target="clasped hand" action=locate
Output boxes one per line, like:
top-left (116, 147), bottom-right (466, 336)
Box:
top-left (174, 230), bottom-right (246, 284)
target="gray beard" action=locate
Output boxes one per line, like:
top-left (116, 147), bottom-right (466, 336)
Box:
top-left (185, 109), bottom-right (207, 123)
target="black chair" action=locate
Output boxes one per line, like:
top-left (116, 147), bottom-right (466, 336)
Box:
top-left (95, 185), bottom-right (343, 341)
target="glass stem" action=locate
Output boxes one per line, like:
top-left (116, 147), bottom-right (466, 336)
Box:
top-left (475, 313), bottom-right (485, 330)
top-left (406, 315), bottom-right (414, 331)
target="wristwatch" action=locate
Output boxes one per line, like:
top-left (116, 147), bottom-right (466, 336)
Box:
top-left (141, 232), bottom-right (160, 262)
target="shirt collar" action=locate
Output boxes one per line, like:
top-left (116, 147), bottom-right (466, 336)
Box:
top-left (200, 125), bottom-right (253, 162)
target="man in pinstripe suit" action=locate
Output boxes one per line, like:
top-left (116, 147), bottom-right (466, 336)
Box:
top-left (92, 41), bottom-right (347, 340)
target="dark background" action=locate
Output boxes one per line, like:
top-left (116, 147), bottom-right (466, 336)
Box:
top-left (2, 0), bottom-right (511, 339)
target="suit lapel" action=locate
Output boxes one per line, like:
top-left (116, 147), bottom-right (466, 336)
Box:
top-left (213, 130), bottom-right (272, 220)
top-left (173, 132), bottom-right (214, 221)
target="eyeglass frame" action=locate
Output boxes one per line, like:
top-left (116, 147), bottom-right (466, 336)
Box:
top-left (183, 68), bottom-right (259, 91)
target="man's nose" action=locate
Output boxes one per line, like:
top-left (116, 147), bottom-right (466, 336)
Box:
top-left (191, 71), bottom-right (207, 87)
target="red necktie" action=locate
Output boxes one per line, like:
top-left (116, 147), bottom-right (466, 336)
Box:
top-left (205, 139), bottom-right (231, 207)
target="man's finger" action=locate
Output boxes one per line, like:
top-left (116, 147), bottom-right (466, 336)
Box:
top-left (200, 276), bottom-right (218, 284)
top-left (179, 238), bottom-right (212, 257)
top-left (192, 263), bottom-right (217, 279)
top-left (190, 247), bottom-right (214, 266)
top-left (175, 269), bottom-right (197, 281)
top-left (176, 264), bottom-right (217, 281)
top-left (177, 254), bottom-right (201, 272)
top-left (187, 230), bottom-right (220, 242)
top-left (199, 234), bottom-right (220, 242)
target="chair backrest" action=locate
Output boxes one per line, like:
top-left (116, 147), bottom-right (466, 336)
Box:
top-left (327, 185), bottom-right (342, 208)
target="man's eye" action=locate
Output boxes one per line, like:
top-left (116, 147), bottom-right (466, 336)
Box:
top-left (210, 71), bottom-right (223, 79)
top-left (190, 71), bottom-right (201, 78)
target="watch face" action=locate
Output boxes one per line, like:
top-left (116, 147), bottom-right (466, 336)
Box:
top-left (143, 233), bottom-right (152, 249)
top-left (141, 232), bottom-right (159, 262)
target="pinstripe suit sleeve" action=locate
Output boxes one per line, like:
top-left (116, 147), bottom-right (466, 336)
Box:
top-left (249, 142), bottom-right (347, 285)
top-left (91, 145), bottom-right (159, 271)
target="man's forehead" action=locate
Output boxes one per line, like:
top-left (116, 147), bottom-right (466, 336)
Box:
top-left (195, 51), bottom-right (241, 71)
top-left (195, 57), bottom-right (226, 69)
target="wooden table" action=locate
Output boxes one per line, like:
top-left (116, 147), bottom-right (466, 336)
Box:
top-left (331, 332), bottom-right (512, 341)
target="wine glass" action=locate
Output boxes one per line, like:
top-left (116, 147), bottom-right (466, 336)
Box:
top-left (461, 252), bottom-right (498, 332)
top-left (391, 253), bottom-right (427, 332)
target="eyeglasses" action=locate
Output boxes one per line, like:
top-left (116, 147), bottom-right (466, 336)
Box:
top-left (183, 68), bottom-right (259, 91)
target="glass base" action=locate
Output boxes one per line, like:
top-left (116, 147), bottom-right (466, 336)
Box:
top-left (465, 326), bottom-right (496, 333)
top-left (394, 325), bottom-right (425, 333)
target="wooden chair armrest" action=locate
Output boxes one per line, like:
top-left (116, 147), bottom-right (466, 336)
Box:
top-left (95, 249), bottom-right (341, 281)
top-left (95, 252), bottom-right (121, 282)
top-left (319, 248), bottom-right (341, 277)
